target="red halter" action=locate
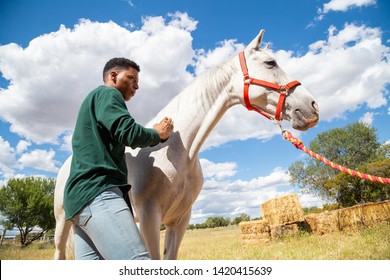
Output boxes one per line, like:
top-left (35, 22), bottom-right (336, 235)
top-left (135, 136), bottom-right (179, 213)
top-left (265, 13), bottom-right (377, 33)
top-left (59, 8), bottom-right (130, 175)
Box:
top-left (239, 51), bottom-right (301, 121)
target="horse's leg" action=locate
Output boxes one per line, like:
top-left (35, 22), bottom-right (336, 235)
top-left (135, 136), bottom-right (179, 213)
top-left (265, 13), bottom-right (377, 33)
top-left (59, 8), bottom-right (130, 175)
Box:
top-left (53, 156), bottom-right (72, 260)
top-left (53, 208), bottom-right (73, 259)
top-left (138, 204), bottom-right (162, 260)
top-left (163, 208), bottom-right (192, 260)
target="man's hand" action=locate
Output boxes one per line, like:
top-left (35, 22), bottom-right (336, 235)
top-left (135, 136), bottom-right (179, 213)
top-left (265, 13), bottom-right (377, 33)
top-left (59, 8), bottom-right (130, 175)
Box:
top-left (153, 117), bottom-right (174, 141)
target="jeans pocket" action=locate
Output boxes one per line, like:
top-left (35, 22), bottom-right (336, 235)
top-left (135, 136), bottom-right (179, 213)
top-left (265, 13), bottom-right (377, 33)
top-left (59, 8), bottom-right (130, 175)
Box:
top-left (77, 205), bottom-right (92, 227)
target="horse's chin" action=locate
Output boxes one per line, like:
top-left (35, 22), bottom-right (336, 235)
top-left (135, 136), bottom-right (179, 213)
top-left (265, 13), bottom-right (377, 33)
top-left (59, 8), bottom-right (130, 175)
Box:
top-left (290, 111), bottom-right (319, 131)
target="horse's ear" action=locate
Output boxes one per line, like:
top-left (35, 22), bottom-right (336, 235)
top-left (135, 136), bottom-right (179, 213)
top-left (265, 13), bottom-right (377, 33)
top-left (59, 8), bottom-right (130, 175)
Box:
top-left (246, 29), bottom-right (265, 51)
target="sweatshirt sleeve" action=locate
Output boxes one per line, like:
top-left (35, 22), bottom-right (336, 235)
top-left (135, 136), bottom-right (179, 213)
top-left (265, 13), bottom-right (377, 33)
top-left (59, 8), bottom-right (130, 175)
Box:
top-left (95, 88), bottom-right (161, 148)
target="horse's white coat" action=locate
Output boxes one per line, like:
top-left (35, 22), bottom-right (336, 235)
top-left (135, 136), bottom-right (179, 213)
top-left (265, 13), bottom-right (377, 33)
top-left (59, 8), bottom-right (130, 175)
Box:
top-left (53, 30), bottom-right (319, 260)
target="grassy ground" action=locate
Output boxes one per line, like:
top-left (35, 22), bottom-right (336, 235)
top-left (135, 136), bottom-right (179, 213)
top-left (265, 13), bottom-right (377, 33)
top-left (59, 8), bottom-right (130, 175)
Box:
top-left (0, 242), bottom-right (54, 260)
top-left (178, 223), bottom-right (390, 260)
top-left (1, 223), bottom-right (389, 260)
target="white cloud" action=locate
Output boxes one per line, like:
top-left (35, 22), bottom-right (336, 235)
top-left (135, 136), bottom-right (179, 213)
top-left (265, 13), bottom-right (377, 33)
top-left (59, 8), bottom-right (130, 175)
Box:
top-left (194, 39), bottom-right (244, 75)
top-left (0, 137), bottom-right (61, 183)
top-left (321, 0), bottom-right (376, 14)
top-left (59, 131), bottom-right (73, 152)
top-left (199, 158), bottom-right (237, 180)
top-left (16, 140), bottom-right (31, 154)
top-left (297, 192), bottom-right (324, 209)
top-left (0, 136), bottom-right (16, 167)
top-left (0, 137), bottom-right (19, 184)
top-left (0, 163), bottom-right (16, 188)
top-left (359, 112), bottom-right (375, 125)
top-left (168, 11), bottom-right (198, 32)
top-left (18, 149), bottom-right (60, 173)
top-left (314, 0), bottom-right (377, 22)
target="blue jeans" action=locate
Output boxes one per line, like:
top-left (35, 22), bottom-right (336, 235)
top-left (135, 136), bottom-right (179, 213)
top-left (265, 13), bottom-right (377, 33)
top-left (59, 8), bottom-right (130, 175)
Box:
top-left (71, 187), bottom-right (150, 260)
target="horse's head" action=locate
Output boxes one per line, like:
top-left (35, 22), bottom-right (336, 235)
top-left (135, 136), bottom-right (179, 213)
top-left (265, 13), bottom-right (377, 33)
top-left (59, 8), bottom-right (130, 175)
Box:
top-left (237, 29), bottom-right (319, 131)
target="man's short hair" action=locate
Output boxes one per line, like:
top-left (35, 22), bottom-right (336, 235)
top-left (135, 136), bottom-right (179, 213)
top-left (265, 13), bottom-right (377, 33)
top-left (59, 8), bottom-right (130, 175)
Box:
top-left (103, 58), bottom-right (140, 82)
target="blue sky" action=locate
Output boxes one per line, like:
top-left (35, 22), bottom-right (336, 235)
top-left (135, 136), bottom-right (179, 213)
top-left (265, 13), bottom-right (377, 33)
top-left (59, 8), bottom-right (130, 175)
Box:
top-left (0, 0), bottom-right (389, 224)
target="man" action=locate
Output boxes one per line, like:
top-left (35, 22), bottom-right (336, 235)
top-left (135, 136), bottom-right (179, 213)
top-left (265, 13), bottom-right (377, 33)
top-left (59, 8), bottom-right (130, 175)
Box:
top-left (64, 57), bottom-right (174, 259)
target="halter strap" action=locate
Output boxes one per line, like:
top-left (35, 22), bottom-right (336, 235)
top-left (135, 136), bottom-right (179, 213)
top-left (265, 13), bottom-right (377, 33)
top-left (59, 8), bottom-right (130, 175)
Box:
top-left (239, 51), bottom-right (301, 121)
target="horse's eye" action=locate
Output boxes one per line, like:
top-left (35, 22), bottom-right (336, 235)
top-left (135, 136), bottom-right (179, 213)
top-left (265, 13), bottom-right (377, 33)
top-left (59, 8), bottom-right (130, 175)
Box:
top-left (265, 60), bottom-right (277, 68)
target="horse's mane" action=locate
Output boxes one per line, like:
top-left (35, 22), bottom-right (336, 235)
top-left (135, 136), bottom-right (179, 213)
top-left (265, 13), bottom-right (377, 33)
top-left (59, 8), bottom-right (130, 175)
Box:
top-left (147, 55), bottom-right (236, 126)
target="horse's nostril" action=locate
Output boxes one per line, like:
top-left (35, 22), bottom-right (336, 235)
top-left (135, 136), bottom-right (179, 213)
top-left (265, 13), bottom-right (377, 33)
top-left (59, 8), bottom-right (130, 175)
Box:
top-left (312, 101), bottom-right (319, 112)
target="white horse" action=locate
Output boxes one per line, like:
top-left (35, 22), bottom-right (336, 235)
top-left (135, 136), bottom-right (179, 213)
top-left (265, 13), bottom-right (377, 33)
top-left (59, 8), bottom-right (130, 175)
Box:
top-left (54, 29), bottom-right (319, 260)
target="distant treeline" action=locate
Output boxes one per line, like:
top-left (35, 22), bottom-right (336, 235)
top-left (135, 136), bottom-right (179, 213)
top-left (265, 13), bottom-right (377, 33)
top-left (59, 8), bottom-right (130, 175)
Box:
top-left (160, 205), bottom-right (338, 231)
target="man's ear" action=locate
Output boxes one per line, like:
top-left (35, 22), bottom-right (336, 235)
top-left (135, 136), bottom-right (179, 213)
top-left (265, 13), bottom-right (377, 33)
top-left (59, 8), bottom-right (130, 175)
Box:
top-left (110, 70), bottom-right (118, 83)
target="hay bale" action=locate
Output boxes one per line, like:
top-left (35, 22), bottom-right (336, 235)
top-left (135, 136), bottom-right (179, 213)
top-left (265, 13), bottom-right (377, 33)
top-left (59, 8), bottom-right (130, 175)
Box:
top-left (305, 200), bottom-right (390, 234)
top-left (239, 220), bottom-right (270, 236)
top-left (361, 200), bottom-right (390, 227)
top-left (304, 210), bottom-right (339, 235)
top-left (261, 194), bottom-right (304, 226)
top-left (239, 220), bottom-right (270, 246)
top-left (337, 205), bottom-right (365, 232)
top-left (270, 223), bottom-right (300, 239)
top-left (338, 200), bottom-right (390, 231)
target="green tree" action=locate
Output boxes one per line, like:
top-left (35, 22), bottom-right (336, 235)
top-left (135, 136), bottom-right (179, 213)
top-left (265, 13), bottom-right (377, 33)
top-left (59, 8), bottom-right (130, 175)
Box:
top-left (231, 213), bottom-right (251, 225)
top-left (376, 141), bottom-right (390, 159)
top-left (289, 122), bottom-right (388, 203)
top-left (325, 159), bottom-right (390, 207)
top-left (0, 177), bottom-right (55, 246)
top-left (204, 216), bottom-right (231, 228)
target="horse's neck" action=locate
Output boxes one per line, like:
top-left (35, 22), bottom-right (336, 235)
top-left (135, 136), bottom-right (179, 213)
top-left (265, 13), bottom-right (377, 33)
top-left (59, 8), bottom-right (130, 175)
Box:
top-left (150, 58), bottom-right (240, 159)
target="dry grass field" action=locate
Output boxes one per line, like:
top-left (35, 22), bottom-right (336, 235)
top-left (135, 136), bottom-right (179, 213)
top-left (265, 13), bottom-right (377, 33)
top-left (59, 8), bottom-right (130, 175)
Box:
top-left (1, 223), bottom-right (389, 260)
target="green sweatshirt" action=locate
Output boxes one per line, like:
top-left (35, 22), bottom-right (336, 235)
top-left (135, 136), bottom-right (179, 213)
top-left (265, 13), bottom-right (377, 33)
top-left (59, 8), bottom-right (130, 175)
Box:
top-left (64, 85), bottom-right (160, 220)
